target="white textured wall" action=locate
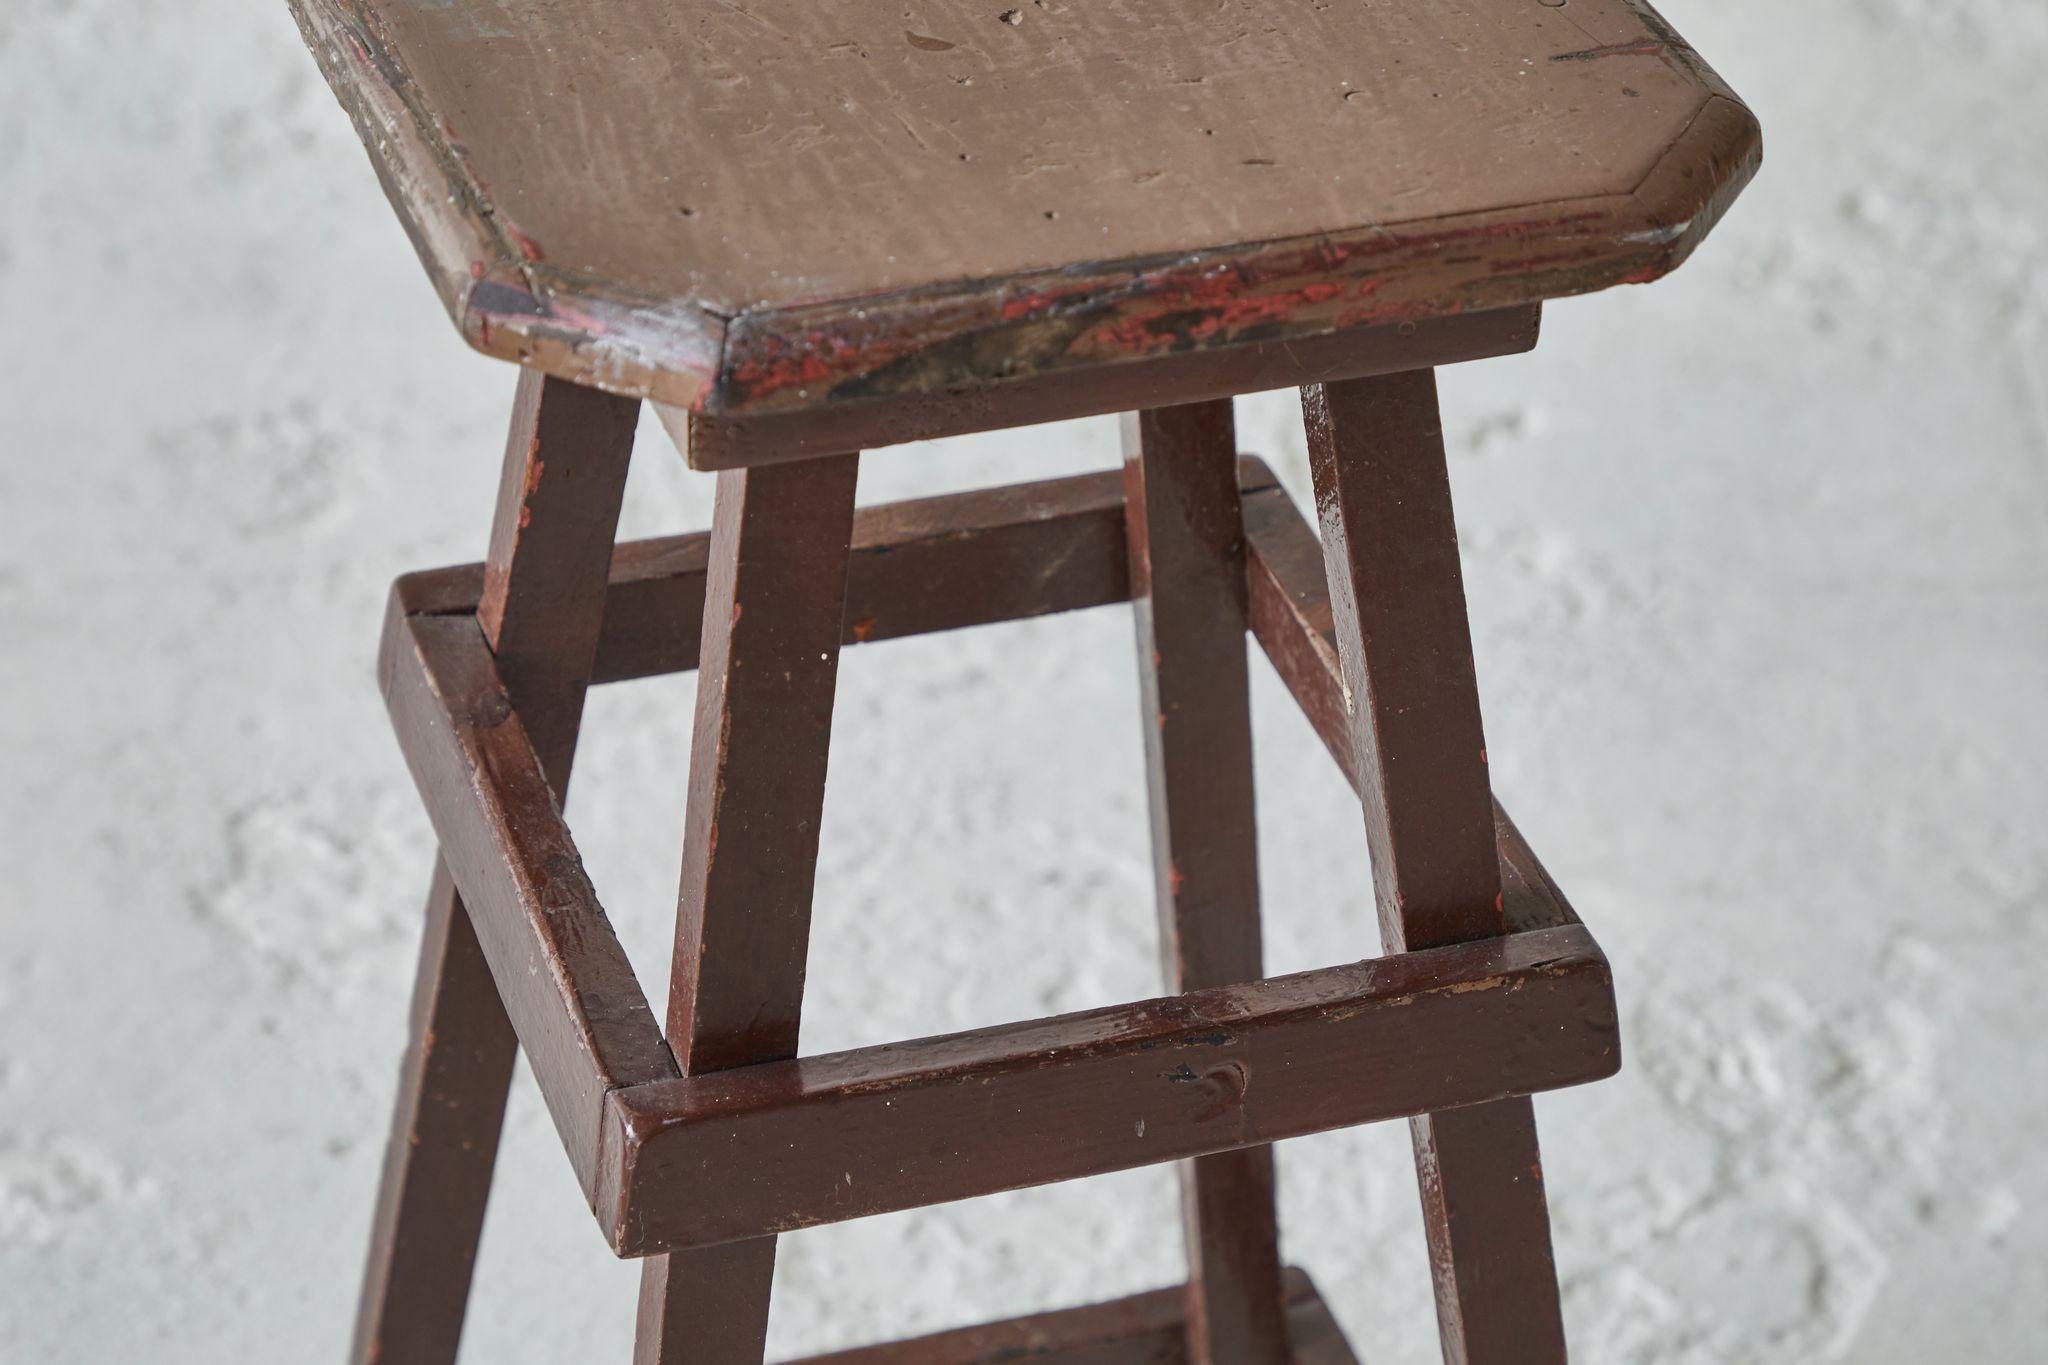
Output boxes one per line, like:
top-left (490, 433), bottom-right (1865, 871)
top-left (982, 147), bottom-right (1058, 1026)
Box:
top-left (3, 2), bottom-right (2045, 1361)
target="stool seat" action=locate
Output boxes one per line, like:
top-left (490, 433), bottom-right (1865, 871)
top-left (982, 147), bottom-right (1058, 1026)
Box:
top-left (293, 0), bottom-right (1757, 419)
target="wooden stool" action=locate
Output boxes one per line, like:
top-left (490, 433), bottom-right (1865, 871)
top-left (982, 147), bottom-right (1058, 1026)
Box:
top-left (291, 2), bottom-right (1758, 1361)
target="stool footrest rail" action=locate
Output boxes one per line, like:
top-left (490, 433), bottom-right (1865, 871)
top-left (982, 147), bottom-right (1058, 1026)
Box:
top-left (792, 1266), bottom-right (1359, 1365)
top-left (377, 460), bottom-right (1618, 1257)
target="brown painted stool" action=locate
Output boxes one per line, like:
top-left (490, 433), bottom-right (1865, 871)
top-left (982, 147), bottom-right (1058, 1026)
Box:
top-left (291, 2), bottom-right (1757, 1362)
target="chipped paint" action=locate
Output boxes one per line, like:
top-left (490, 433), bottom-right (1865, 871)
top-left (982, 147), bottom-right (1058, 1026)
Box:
top-left (1549, 39), bottom-right (1666, 63)
top-left (291, 0), bottom-right (1756, 422)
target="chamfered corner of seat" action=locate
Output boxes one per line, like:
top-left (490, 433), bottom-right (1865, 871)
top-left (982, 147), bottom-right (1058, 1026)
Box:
top-left (288, 0), bottom-right (729, 410)
top-left (1624, 94), bottom-right (1765, 285)
top-left (449, 269), bottom-right (730, 412)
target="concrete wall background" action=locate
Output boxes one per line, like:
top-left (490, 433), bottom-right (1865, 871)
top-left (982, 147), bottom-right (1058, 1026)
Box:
top-left (3, 1), bottom-right (2044, 1361)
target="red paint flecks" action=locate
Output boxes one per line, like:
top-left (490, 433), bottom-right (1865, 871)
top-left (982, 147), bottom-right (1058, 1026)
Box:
top-left (996, 276), bottom-right (1106, 323)
top-left (1084, 273), bottom-right (1352, 354)
top-left (722, 332), bottom-right (851, 403)
top-left (723, 208), bottom-right (1612, 407)
top-left (470, 259), bottom-right (487, 281)
top-left (524, 457), bottom-right (546, 496)
top-left (1487, 244), bottom-right (1608, 276)
top-left (851, 616), bottom-right (878, 642)
top-left (517, 505), bottom-right (531, 529)
top-left (503, 222), bottom-right (546, 262)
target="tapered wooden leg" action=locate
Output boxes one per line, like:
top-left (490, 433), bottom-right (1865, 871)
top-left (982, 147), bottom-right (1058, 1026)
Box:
top-left (351, 371), bottom-right (638, 1365)
top-left (349, 863), bottom-right (517, 1365)
top-left (1302, 371), bottom-right (1568, 1365)
top-left (1122, 402), bottom-right (1290, 1365)
top-left (635, 454), bottom-right (862, 1365)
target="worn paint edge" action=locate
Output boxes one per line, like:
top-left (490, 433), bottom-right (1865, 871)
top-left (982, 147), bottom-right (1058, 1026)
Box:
top-left (286, 0), bottom-right (723, 404)
top-left (290, 0), bottom-right (1756, 422)
top-left (1619, 94), bottom-right (1765, 281)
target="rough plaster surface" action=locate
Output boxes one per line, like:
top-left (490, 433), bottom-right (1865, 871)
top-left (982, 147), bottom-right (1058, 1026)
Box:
top-left (2, 2), bottom-right (2044, 1361)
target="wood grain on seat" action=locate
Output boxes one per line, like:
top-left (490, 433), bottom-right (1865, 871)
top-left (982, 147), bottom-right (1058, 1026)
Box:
top-left (292, 0), bottom-right (1757, 415)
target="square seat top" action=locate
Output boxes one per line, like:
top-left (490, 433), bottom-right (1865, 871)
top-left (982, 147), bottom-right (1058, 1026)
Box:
top-left (292, 0), bottom-right (1757, 420)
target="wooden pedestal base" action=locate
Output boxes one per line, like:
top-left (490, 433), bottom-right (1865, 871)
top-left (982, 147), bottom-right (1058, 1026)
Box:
top-left (353, 358), bottom-right (1613, 1365)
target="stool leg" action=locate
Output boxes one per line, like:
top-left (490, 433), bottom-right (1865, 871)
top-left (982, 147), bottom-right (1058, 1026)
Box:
top-left (349, 865), bottom-right (515, 1365)
top-left (1122, 403), bottom-right (1291, 1365)
top-left (1301, 371), bottom-right (1568, 1365)
top-left (635, 454), bottom-right (862, 1365)
top-left (351, 371), bottom-right (638, 1365)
